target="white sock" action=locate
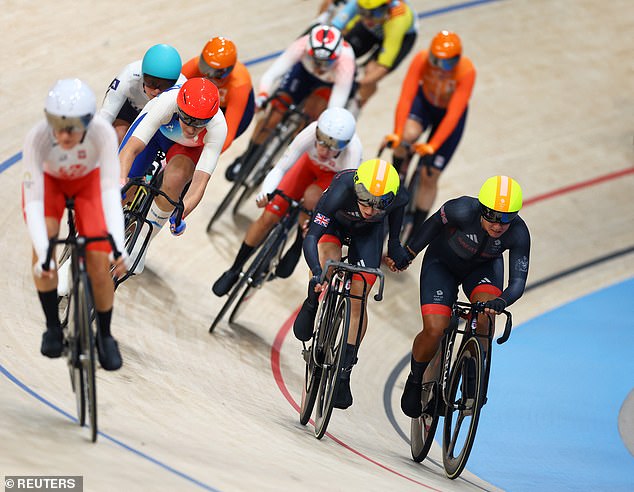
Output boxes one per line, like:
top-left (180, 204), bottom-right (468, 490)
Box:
top-left (130, 200), bottom-right (171, 273)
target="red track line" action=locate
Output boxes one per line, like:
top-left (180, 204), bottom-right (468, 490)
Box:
top-left (268, 166), bottom-right (634, 489)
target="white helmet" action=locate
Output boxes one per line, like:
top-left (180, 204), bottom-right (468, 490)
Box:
top-left (44, 78), bottom-right (96, 132)
top-left (306, 24), bottom-right (343, 69)
top-left (316, 107), bottom-right (356, 151)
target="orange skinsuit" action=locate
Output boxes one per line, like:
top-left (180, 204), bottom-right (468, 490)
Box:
top-left (182, 58), bottom-right (254, 152)
top-left (393, 50), bottom-right (475, 150)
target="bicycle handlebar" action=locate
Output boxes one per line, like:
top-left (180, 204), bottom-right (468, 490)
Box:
top-left (263, 92), bottom-right (311, 122)
top-left (121, 176), bottom-right (185, 226)
top-left (267, 190), bottom-right (312, 215)
top-left (320, 259), bottom-right (386, 302)
top-left (453, 300), bottom-right (513, 345)
top-left (43, 233), bottom-right (121, 273)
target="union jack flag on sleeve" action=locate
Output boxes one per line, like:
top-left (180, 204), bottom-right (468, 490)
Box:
top-left (314, 212), bottom-right (330, 227)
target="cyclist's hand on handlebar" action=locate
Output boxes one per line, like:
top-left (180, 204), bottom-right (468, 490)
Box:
top-left (34, 258), bottom-right (55, 279)
top-left (255, 92), bottom-right (269, 111)
top-left (310, 274), bottom-right (328, 293)
top-left (383, 133), bottom-right (401, 149)
top-left (110, 253), bottom-right (129, 280)
top-left (169, 215), bottom-right (187, 236)
top-left (412, 142), bottom-right (435, 157)
top-left (255, 191), bottom-right (269, 208)
top-left (484, 297), bottom-right (507, 315)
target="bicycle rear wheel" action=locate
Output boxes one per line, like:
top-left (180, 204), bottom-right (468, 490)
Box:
top-left (313, 296), bottom-right (350, 439)
top-left (410, 381), bottom-right (440, 462)
top-left (442, 336), bottom-right (485, 479)
top-left (209, 271), bottom-right (250, 333)
top-left (77, 272), bottom-right (98, 442)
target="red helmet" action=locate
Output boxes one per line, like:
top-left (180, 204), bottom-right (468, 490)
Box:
top-left (177, 77), bottom-right (220, 127)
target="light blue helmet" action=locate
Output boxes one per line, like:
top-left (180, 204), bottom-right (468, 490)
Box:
top-left (142, 44), bottom-right (182, 81)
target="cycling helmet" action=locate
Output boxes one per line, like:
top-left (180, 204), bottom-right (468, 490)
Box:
top-left (306, 25), bottom-right (343, 69)
top-left (357, 0), bottom-right (390, 19)
top-left (353, 158), bottom-right (400, 210)
top-left (199, 37), bottom-right (237, 80)
top-left (44, 78), bottom-right (96, 132)
top-left (142, 44), bottom-right (182, 81)
top-left (429, 31), bottom-right (462, 71)
top-left (177, 77), bottom-right (220, 127)
top-left (478, 175), bottom-right (523, 224)
top-left (316, 108), bottom-right (356, 151)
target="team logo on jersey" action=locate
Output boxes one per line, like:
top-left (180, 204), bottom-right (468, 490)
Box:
top-left (77, 150), bottom-right (86, 159)
top-left (515, 256), bottom-right (529, 273)
top-left (466, 234), bottom-right (478, 243)
top-left (314, 213), bottom-right (330, 227)
top-left (109, 78), bottom-right (120, 91)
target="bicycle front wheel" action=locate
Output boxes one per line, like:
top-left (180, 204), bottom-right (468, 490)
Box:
top-left (410, 381), bottom-right (440, 462)
top-left (65, 284), bottom-right (86, 427)
top-left (313, 296), bottom-right (351, 439)
top-left (442, 336), bottom-right (485, 479)
top-left (77, 272), bottom-right (98, 442)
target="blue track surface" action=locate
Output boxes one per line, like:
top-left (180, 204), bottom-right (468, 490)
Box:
top-left (469, 277), bottom-right (634, 491)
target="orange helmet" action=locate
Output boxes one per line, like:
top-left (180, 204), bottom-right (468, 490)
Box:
top-left (199, 37), bottom-right (237, 80)
top-left (429, 30), bottom-right (462, 70)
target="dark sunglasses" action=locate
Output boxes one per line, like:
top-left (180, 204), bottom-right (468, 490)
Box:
top-left (177, 108), bottom-right (212, 128)
top-left (143, 75), bottom-right (177, 92)
top-left (480, 205), bottom-right (517, 224)
top-left (359, 5), bottom-right (389, 19)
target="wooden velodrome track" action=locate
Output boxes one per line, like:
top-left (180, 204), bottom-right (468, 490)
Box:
top-left (1, 0), bottom-right (632, 490)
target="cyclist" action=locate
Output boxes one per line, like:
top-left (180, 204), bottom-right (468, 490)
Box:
top-left (22, 79), bottom-right (128, 370)
top-left (225, 24), bottom-right (356, 181)
top-left (181, 36), bottom-right (255, 153)
top-left (119, 77), bottom-right (227, 273)
top-left (100, 44), bottom-right (185, 144)
top-left (293, 158), bottom-right (412, 409)
top-left (212, 107), bottom-right (362, 296)
top-left (384, 30), bottom-right (476, 237)
top-left (332, 0), bottom-right (417, 113)
top-left (397, 175), bottom-right (531, 418)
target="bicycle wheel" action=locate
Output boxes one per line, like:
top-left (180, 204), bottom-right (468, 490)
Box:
top-left (65, 281), bottom-right (86, 427)
top-left (313, 296), bottom-right (351, 439)
top-left (299, 288), bottom-right (333, 425)
top-left (209, 271), bottom-right (250, 333)
top-left (77, 272), bottom-right (98, 442)
top-left (442, 336), bottom-right (485, 479)
top-left (228, 224), bottom-right (289, 324)
top-left (410, 381), bottom-right (441, 462)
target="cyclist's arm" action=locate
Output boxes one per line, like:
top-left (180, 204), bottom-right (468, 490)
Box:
top-left (221, 68), bottom-right (252, 151)
top-left (500, 220), bottom-right (531, 306)
top-left (119, 135), bottom-right (146, 179)
top-left (94, 116), bottom-right (127, 254)
top-left (99, 64), bottom-right (134, 124)
top-left (406, 201), bottom-right (453, 255)
top-left (258, 38), bottom-right (305, 96)
top-left (386, 196), bottom-right (407, 249)
top-left (181, 170), bottom-right (211, 218)
top-left (427, 64), bottom-right (476, 151)
top-left (22, 123), bottom-right (49, 262)
top-left (261, 123), bottom-right (315, 195)
top-left (329, 46), bottom-right (356, 108)
top-left (394, 51), bottom-right (425, 135)
top-left (303, 177), bottom-right (348, 277)
top-left (376, 7), bottom-right (413, 69)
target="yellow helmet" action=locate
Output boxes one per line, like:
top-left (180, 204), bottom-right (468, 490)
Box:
top-left (478, 175), bottom-right (523, 223)
top-left (358, 0), bottom-right (389, 8)
top-left (354, 159), bottom-right (400, 209)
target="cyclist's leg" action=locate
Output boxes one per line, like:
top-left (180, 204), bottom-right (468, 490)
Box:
top-left (293, 233), bottom-right (342, 341)
top-left (401, 255), bottom-right (457, 417)
top-left (74, 169), bottom-right (122, 370)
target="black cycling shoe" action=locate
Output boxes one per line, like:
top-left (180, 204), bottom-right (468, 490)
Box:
top-left (224, 159), bottom-right (242, 182)
top-left (293, 299), bottom-right (317, 341)
top-left (333, 377), bottom-right (353, 409)
top-left (275, 241), bottom-right (302, 279)
top-left (40, 327), bottom-right (63, 358)
top-left (97, 335), bottom-right (122, 371)
top-left (212, 269), bottom-right (240, 297)
top-left (401, 375), bottom-right (423, 418)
